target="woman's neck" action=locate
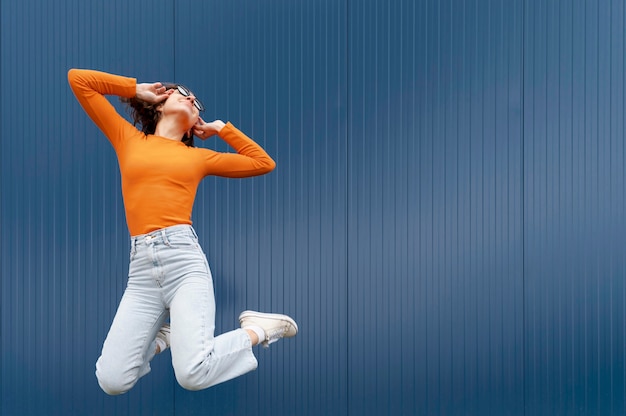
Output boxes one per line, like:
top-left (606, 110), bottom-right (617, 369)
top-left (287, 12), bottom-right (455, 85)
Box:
top-left (154, 118), bottom-right (186, 142)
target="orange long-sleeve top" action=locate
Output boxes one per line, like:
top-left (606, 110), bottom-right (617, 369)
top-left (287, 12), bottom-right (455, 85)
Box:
top-left (68, 69), bottom-right (276, 236)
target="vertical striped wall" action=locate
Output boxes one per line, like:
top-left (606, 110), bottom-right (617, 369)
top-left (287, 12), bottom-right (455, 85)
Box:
top-left (347, 1), bottom-right (524, 414)
top-left (1, 1), bottom-right (624, 416)
top-left (524, 1), bottom-right (626, 415)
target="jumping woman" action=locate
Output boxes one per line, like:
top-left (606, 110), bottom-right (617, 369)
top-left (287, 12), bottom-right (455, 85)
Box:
top-left (68, 68), bottom-right (297, 395)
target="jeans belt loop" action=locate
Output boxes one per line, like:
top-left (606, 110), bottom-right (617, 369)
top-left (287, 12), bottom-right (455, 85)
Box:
top-left (161, 229), bottom-right (170, 246)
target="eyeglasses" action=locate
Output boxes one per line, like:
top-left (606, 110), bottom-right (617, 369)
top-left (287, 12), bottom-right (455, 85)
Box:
top-left (165, 84), bottom-right (205, 112)
top-left (176, 85), bottom-right (205, 112)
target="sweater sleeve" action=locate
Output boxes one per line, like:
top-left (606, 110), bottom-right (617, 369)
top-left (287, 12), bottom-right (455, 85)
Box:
top-left (68, 68), bottom-right (139, 149)
top-left (201, 122), bottom-right (276, 178)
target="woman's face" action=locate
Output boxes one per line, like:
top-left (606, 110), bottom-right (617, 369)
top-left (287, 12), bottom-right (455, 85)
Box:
top-left (160, 86), bottom-right (202, 129)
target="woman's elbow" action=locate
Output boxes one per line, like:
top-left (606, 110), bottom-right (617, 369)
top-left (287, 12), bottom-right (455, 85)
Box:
top-left (67, 68), bottom-right (87, 89)
top-left (67, 68), bottom-right (78, 84)
top-left (254, 157), bottom-right (275, 175)
top-left (264, 158), bottom-right (276, 173)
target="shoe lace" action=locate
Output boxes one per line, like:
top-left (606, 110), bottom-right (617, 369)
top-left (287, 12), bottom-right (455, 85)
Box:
top-left (266, 326), bottom-right (288, 342)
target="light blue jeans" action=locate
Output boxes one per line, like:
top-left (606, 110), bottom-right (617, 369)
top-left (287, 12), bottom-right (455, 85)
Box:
top-left (95, 225), bottom-right (258, 395)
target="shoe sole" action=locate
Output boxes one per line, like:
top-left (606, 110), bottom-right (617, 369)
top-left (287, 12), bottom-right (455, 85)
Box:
top-left (239, 310), bottom-right (299, 337)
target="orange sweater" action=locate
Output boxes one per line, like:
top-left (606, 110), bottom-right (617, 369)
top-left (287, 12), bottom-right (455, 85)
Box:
top-left (68, 69), bottom-right (275, 236)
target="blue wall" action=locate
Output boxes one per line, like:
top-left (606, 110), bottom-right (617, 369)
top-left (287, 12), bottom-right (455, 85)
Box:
top-left (1, 0), bottom-right (624, 415)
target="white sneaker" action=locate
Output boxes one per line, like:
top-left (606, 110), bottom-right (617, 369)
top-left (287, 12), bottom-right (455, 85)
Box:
top-left (239, 311), bottom-right (298, 348)
top-left (155, 324), bottom-right (170, 353)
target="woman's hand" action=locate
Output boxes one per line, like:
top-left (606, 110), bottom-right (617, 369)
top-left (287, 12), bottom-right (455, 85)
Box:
top-left (135, 82), bottom-right (172, 104)
top-left (192, 118), bottom-right (226, 140)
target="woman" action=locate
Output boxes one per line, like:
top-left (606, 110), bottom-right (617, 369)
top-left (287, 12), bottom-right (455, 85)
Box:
top-left (68, 68), bottom-right (297, 395)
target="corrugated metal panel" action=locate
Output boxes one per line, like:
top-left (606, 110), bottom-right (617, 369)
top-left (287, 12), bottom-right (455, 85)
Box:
top-left (2, 0), bottom-right (626, 415)
top-left (523, 0), bottom-right (626, 414)
top-left (347, 1), bottom-right (524, 415)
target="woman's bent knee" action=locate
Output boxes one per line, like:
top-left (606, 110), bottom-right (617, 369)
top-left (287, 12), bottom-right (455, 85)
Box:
top-left (98, 378), bottom-right (132, 395)
top-left (96, 363), bottom-right (140, 395)
top-left (97, 373), bottom-right (136, 395)
top-left (175, 370), bottom-right (204, 391)
top-left (174, 363), bottom-right (222, 391)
